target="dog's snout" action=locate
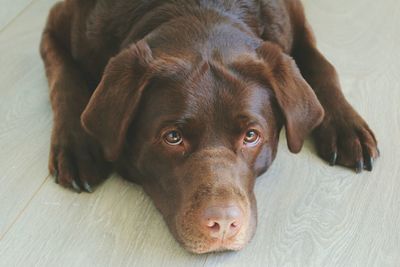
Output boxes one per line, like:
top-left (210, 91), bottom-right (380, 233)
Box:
top-left (201, 205), bottom-right (243, 240)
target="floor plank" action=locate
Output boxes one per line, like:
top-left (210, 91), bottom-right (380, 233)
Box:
top-left (0, 0), bottom-right (34, 31)
top-left (0, 0), bottom-right (399, 266)
top-left (0, 0), bottom-right (55, 236)
top-left (0, 176), bottom-right (207, 267)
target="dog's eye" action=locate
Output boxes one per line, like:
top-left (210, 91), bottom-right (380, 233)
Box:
top-left (164, 130), bottom-right (183, 145)
top-left (243, 130), bottom-right (260, 146)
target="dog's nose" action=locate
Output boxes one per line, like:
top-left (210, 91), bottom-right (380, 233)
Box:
top-left (201, 205), bottom-right (243, 239)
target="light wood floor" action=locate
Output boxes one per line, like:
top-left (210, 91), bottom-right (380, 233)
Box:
top-left (0, 0), bottom-right (399, 266)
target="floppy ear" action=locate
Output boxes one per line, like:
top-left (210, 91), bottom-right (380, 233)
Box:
top-left (257, 42), bottom-right (324, 153)
top-left (81, 41), bottom-right (153, 161)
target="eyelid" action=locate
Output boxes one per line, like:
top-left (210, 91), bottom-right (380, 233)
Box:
top-left (160, 127), bottom-right (182, 138)
top-left (152, 126), bottom-right (178, 145)
top-left (243, 123), bottom-right (263, 134)
top-left (244, 128), bottom-right (261, 140)
top-left (236, 113), bottom-right (267, 132)
top-left (158, 121), bottom-right (181, 131)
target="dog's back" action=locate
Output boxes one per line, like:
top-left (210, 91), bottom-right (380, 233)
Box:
top-left (56, 0), bottom-right (294, 80)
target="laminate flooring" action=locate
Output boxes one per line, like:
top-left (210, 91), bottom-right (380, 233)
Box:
top-left (0, 0), bottom-right (399, 266)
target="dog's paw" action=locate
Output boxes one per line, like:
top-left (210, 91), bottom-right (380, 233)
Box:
top-left (49, 126), bottom-right (111, 192)
top-left (313, 111), bottom-right (379, 173)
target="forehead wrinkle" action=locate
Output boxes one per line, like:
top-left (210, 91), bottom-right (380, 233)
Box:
top-left (186, 60), bottom-right (210, 85)
top-left (208, 61), bottom-right (248, 92)
top-left (150, 55), bottom-right (193, 82)
top-left (208, 60), bottom-right (269, 118)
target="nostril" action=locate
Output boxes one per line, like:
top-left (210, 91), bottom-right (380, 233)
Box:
top-left (207, 221), bottom-right (220, 232)
top-left (230, 221), bottom-right (239, 228)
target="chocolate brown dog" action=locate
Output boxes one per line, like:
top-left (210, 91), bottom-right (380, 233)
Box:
top-left (40, 0), bottom-right (379, 253)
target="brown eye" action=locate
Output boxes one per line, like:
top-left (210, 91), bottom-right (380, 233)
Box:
top-left (243, 130), bottom-right (260, 146)
top-left (164, 130), bottom-right (183, 145)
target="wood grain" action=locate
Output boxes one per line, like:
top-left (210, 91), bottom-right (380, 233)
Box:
top-left (0, 176), bottom-right (208, 267)
top-left (0, 0), bottom-right (399, 266)
top-left (0, 0), bottom-right (34, 31)
top-left (0, 0), bottom-right (53, 236)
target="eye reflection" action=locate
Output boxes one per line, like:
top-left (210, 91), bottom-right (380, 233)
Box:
top-left (243, 130), bottom-right (260, 145)
top-left (164, 130), bottom-right (183, 145)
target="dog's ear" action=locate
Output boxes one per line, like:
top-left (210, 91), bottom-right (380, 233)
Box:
top-left (257, 42), bottom-right (324, 153)
top-left (81, 41), bottom-right (153, 161)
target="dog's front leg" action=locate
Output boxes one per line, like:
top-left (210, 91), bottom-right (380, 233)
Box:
top-left (292, 25), bottom-right (379, 172)
top-left (40, 3), bottom-right (111, 192)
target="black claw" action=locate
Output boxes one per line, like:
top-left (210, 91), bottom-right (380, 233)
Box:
top-left (83, 182), bottom-right (93, 193)
top-left (365, 156), bottom-right (373, 171)
top-left (71, 180), bottom-right (81, 193)
top-left (355, 161), bottom-right (363, 174)
top-left (377, 148), bottom-right (381, 157)
top-left (329, 152), bottom-right (338, 166)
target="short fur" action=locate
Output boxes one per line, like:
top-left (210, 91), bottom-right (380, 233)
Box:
top-left (40, 0), bottom-right (379, 253)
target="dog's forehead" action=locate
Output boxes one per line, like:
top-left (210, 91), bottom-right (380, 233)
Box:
top-left (146, 61), bottom-right (271, 128)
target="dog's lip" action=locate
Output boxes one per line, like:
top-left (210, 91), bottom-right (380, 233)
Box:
top-left (186, 238), bottom-right (247, 254)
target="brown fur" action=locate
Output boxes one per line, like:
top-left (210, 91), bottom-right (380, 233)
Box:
top-left (40, 0), bottom-right (379, 253)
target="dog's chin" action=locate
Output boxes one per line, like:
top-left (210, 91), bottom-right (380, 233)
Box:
top-left (184, 240), bottom-right (248, 254)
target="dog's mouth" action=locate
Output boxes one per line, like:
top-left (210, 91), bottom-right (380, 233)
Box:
top-left (182, 234), bottom-right (251, 254)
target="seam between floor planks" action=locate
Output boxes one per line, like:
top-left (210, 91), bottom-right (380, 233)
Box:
top-left (0, 0), bottom-right (37, 33)
top-left (0, 174), bottom-right (50, 241)
top-left (0, 0), bottom-right (53, 241)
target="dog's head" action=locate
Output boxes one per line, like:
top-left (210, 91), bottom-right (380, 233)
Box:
top-left (81, 38), bottom-right (323, 253)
